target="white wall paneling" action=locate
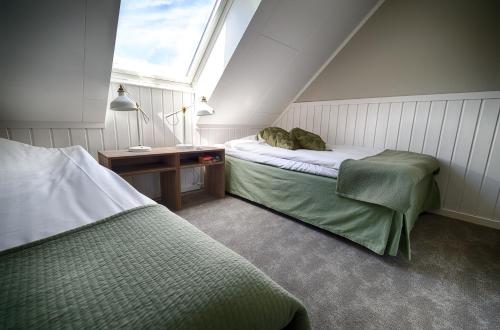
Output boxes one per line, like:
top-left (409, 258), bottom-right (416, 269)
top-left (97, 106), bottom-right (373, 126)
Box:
top-left (2, 83), bottom-right (258, 200)
top-left (0, 128), bottom-right (9, 140)
top-left (195, 126), bottom-right (262, 146)
top-left (273, 91), bottom-right (500, 229)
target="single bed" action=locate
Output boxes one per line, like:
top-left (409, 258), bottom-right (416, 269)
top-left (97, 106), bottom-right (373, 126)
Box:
top-left (0, 138), bottom-right (309, 329)
top-left (224, 137), bottom-right (440, 259)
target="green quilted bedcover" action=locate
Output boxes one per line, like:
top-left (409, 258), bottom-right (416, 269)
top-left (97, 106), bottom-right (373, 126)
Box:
top-left (0, 205), bottom-right (309, 330)
top-left (225, 156), bottom-right (440, 259)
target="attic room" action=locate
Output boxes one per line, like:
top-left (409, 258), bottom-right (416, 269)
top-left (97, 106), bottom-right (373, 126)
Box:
top-left (0, 0), bottom-right (499, 328)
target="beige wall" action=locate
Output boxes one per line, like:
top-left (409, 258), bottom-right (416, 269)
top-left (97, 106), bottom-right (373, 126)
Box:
top-left (298, 0), bottom-right (500, 102)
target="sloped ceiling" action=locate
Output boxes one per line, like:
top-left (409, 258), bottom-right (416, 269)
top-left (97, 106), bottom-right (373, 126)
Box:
top-left (198, 0), bottom-right (379, 126)
top-left (0, 0), bottom-right (119, 127)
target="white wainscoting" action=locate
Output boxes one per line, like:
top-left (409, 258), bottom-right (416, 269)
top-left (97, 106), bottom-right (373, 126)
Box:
top-left (196, 126), bottom-right (261, 145)
top-left (0, 83), bottom-right (260, 199)
top-left (273, 91), bottom-right (500, 229)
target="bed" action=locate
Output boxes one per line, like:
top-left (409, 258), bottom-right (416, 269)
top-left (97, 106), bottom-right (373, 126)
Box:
top-left (0, 138), bottom-right (309, 329)
top-left (224, 137), bottom-right (440, 259)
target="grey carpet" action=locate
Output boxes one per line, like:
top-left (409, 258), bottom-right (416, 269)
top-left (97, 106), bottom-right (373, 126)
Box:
top-left (176, 196), bottom-right (500, 330)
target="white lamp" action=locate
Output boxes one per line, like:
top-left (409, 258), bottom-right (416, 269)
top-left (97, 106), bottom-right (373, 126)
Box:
top-left (110, 85), bottom-right (152, 152)
top-left (195, 96), bottom-right (215, 116)
top-left (165, 96), bottom-right (214, 149)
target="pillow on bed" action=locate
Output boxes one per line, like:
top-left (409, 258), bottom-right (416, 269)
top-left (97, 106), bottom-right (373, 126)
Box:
top-left (257, 127), bottom-right (298, 150)
top-left (290, 128), bottom-right (326, 151)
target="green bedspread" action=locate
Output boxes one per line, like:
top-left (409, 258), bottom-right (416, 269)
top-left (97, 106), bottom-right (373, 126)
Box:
top-left (337, 149), bottom-right (440, 212)
top-left (0, 205), bottom-right (309, 330)
top-left (226, 156), bottom-right (440, 259)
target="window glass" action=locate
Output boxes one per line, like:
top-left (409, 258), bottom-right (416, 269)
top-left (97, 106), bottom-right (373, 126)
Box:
top-left (113, 0), bottom-right (218, 81)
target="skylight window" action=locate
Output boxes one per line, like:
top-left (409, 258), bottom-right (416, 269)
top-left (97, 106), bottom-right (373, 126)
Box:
top-left (113, 0), bottom-right (223, 83)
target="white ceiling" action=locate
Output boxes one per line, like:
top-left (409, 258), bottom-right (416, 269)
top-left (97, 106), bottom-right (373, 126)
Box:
top-left (199, 0), bottom-right (379, 126)
top-left (0, 0), bottom-right (119, 126)
top-left (0, 0), bottom-right (378, 129)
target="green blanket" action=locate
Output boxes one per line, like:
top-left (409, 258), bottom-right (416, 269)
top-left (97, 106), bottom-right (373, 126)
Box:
top-left (0, 205), bottom-right (309, 329)
top-left (336, 150), bottom-right (440, 212)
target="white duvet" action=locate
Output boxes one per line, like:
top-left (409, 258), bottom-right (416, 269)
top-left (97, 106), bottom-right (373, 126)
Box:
top-left (223, 136), bottom-right (381, 178)
top-left (0, 138), bottom-right (154, 252)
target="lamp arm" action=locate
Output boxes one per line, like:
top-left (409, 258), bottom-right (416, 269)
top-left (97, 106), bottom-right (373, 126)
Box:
top-left (136, 103), bottom-right (150, 124)
top-left (164, 108), bottom-right (185, 119)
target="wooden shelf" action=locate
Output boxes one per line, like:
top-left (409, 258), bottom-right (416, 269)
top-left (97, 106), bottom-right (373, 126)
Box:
top-left (98, 146), bottom-right (225, 210)
top-left (180, 161), bottom-right (225, 169)
top-left (114, 163), bottom-right (176, 176)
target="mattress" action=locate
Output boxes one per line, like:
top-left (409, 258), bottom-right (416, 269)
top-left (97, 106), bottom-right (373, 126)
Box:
top-left (0, 138), bottom-right (154, 251)
top-left (223, 136), bottom-right (381, 178)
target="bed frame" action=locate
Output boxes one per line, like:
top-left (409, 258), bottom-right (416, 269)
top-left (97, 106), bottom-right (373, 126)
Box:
top-left (225, 155), bottom-right (439, 259)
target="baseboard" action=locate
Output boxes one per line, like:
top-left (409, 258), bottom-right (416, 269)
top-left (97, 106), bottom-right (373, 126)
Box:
top-left (430, 209), bottom-right (500, 230)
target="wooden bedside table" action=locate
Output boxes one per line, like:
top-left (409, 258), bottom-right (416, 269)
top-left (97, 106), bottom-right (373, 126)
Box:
top-left (98, 147), bottom-right (225, 210)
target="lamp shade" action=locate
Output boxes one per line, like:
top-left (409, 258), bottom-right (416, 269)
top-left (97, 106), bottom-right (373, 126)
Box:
top-left (110, 85), bottom-right (138, 111)
top-left (195, 96), bottom-right (214, 116)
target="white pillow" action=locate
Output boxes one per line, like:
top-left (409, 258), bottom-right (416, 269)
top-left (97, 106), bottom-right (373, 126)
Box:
top-left (224, 135), bottom-right (265, 149)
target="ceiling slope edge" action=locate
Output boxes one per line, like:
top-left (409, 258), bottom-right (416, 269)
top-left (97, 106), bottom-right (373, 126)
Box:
top-left (198, 0), bottom-right (383, 127)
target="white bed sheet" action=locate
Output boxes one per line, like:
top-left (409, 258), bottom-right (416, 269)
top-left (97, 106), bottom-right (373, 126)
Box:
top-left (0, 138), bottom-right (154, 252)
top-left (226, 148), bottom-right (340, 177)
top-left (223, 136), bottom-right (381, 177)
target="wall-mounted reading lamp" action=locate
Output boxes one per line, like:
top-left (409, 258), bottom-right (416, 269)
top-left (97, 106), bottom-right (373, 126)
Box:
top-left (110, 84), bottom-right (214, 151)
top-left (110, 84), bottom-right (151, 152)
top-left (165, 96), bottom-right (214, 149)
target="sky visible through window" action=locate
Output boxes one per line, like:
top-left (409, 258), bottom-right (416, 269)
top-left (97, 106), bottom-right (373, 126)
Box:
top-left (113, 0), bottom-right (217, 81)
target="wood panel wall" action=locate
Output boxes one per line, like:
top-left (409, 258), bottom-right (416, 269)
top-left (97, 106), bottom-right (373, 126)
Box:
top-left (1, 83), bottom-right (259, 199)
top-left (273, 91), bottom-right (500, 229)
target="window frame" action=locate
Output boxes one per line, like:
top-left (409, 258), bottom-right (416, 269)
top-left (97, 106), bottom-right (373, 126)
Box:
top-left (111, 0), bottom-right (231, 86)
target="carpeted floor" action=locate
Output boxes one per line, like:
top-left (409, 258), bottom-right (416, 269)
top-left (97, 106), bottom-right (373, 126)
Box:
top-left (176, 195), bottom-right (500, 330)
